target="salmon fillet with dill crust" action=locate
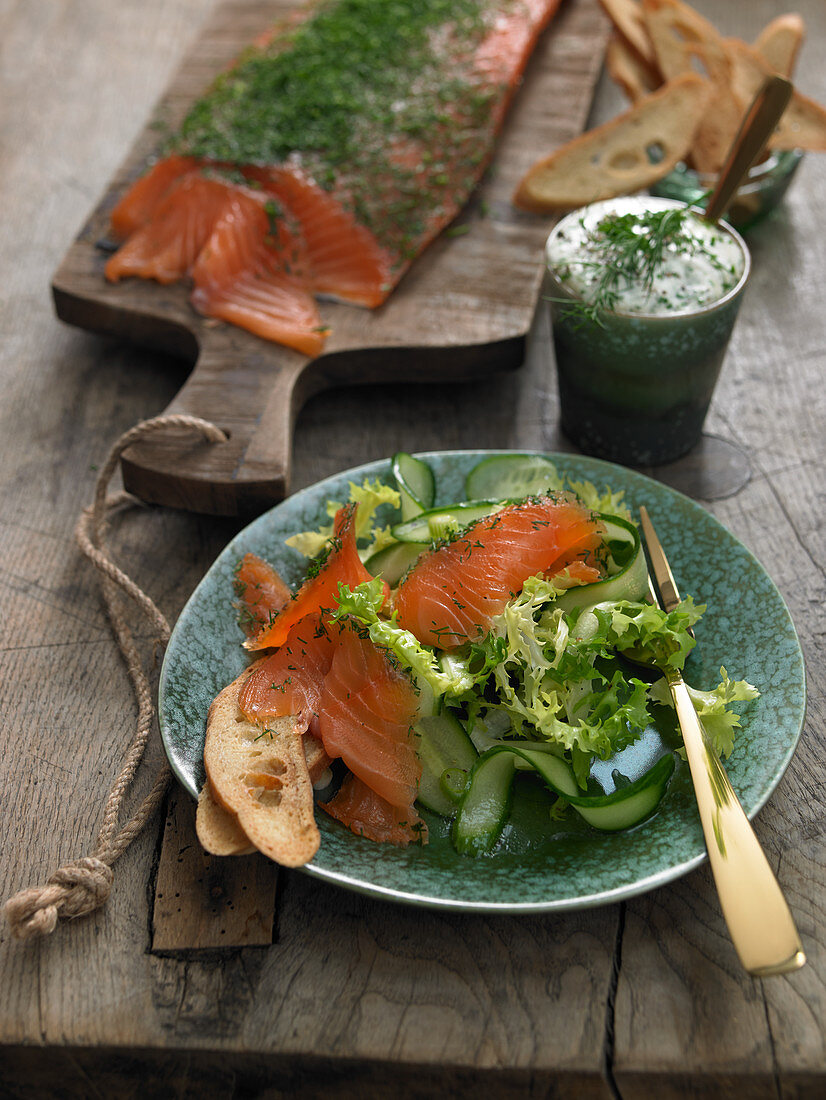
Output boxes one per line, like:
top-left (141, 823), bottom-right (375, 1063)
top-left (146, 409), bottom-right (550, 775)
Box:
top-left (106, 0), bottom-right (563, 348)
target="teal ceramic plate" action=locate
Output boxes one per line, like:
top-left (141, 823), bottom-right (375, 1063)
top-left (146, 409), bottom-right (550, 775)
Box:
top-left (159, 451), bottom-right (806, 912)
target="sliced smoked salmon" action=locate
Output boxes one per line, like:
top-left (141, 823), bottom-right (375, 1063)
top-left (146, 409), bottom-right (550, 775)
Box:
top-left (257, 166), bottom-right (394, 308)
top-left (316, 619), bottom-right (422, 812)
top-left (238, 611), bottom-right (423, 845)
top-left (234, 552), bottom-right (292, 638)
top-left (107, 0), bottom-right (563, 350)
top-left (395, 495), bottom-right (603, 648)
top-left (239, 614), bottom-right (336, 736)
top-left (108, 155), bottom-right (199, 241)
top-left (322, 773), bottom-right (426, 846)
top-left (189, 185), bottom-right (325, 356)
top-left (552, 559), bottom-right (602, 589)
top-left (245, 503), bottom-right (387, 652)
top-left (105, 174), bottom-right (233, 284)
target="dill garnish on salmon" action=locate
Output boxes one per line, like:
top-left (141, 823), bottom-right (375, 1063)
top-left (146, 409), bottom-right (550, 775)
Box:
top-left (106, 0), bottom-right (562, 350)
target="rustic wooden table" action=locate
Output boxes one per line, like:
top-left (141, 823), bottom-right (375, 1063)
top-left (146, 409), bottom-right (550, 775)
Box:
top-left (1, 1), bottom-right (824, 1096)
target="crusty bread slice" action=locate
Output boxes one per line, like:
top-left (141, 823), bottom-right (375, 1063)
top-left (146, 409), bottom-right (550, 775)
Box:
top-left (197, 781), bottom-right (256, 856)
top-left (726, 37), bottom-right (826, 153)
top-left (599, 0), bottom-right (657, 67)
top-left (197, 732), bottom-right (332, 857)
top-left (203, 660), bottom-right (321, 867)
top-left (641, 0), bottom-right (743, 173)
top-left (754, 14), bottom-right (805, 79)
top-left (513, 73), bottom-right (709, 212)
top-left (605, 32), bottom-right (661, 104)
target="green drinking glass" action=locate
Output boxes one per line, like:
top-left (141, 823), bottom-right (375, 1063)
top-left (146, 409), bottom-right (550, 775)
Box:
top-left (545, 197), bottom-right (751, 467)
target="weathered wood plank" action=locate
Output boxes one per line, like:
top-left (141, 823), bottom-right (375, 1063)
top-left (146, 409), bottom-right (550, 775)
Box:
top-left (240, 871), bottom-right (616, 1087)
top-left (0, 1043), bottom-right (607, 1100)
top-left (151, 789), bottom-right (278, 951)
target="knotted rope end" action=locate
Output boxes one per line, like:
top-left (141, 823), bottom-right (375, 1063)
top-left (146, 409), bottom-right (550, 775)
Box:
top-left (4, 855), bottom-right (114, 941)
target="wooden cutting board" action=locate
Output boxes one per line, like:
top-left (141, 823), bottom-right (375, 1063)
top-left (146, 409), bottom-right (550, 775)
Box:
top-left (52, 0), bottom-right (608, 516)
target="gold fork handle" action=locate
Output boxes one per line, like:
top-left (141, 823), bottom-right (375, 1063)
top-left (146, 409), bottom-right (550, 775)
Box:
top-left (667, 671), bottom-right (806, 976)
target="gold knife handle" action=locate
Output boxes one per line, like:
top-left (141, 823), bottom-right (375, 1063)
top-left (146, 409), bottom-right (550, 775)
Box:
top-left (666, 669), bottom-right (805, 976)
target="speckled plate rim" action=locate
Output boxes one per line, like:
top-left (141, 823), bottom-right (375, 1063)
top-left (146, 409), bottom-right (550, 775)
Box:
top-left (159, 450), bottom-right (806, 914)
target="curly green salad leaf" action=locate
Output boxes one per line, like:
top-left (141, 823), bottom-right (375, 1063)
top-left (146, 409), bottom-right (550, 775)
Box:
top-left (649, 667), bottom-right (759, 759)
top-left (564, 477), bottom-right (630, 520)
top-left (454, 584), bottom-right (688, 786)
top-left (331, 579), bottom-right (477, 696)
top-left (569, 597), bottom-right (705, 669)
top-left (310, 473), bottom-right (759, 794)
top-left (285, 478), bottom-right (400, 560)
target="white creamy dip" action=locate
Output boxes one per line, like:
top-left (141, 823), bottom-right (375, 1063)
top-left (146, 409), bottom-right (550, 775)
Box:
top-left (545, 197), bottom-right (747, 318)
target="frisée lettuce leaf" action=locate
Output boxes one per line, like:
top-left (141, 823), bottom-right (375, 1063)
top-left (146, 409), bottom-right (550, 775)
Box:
top-left (649, 666), bottom-right (760, 759)
top-left (286, 478), bottom-right (400, 560)
top-left (331, 579), bottom-right (477, 696)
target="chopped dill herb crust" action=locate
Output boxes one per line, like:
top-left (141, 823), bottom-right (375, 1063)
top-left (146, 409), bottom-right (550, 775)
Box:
top-left (176, 0), bottom-right (527, 256)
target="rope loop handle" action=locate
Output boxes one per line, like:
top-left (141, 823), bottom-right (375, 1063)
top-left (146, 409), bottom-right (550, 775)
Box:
top-left (3, 415), bottom-right (226, 941)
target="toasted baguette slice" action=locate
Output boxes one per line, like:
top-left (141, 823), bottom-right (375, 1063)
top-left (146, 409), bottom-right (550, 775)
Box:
top-left (726, 37), bottom-right (826, 153)
top-left (197, 781), bottom-right (256, 856)
top-left (197, 729), bottom-right (332, 857)
top-left (641, 0), bottom-right (742, 173)
top-left (203, 660), bottom-right (320, 867)
top-left (642, 0), bottom-right (729, 81)
top-left (599, 0), bottom-right (657, 67)
top-left (754, 14), bottom-right (805, 79)
top-left (513, 74), bottom-right (709, 212)
top-left (606, 32), bottom-right (661, 103)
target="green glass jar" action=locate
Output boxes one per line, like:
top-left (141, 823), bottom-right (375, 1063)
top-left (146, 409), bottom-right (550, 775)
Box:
top-left (545, 197), bottom-right (751, 467)
top-left (651, 150), bottom-right (803, 232)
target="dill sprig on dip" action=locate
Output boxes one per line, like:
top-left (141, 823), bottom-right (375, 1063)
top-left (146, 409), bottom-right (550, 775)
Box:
top-left (548, 205), bottom-right (741, 326)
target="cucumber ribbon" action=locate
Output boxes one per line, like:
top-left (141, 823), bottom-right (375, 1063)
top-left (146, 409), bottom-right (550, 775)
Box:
top-left (452, 745), bottom-right (675, 855)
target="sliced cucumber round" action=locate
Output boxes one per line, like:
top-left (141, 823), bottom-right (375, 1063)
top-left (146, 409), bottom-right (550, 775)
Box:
top-left (392, 452), bottom-right (436, 521)
top-left (364, 541), bottom-right (425, 586)
top-left (392, 500), bottom-right (504, 544)
top-left (415, 712), bottom-right (478, 817)
top-left (465, 453), bottom-right (559, 502)
top-left (556, 514), bottom-right (648, 613)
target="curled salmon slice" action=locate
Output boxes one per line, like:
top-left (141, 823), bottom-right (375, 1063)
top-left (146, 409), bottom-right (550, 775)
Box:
top-left (395, 495), bottom-right (603, 649)
top-left (108, 156), bottom-right (200, 241)
top-left (245, 503), bottom-right (386, 652)
top-left (234, 552), bottom-right (293, 638)
top-left (239, 613), bottom-right (336, 740)
top-left (260, 165), bottom-right (394, 307)
top-left (316, 620), bottom-right (422, 811)
top-left (105, 174), bottom-right (233, 284)
top-left (190, 186), bottom-right (325, 356)
top-left (322, 774), bottom-right (427, 846)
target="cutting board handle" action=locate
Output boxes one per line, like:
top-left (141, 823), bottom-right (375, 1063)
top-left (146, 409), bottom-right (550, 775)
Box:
top-left (120, 327), bottom-right (316, 516)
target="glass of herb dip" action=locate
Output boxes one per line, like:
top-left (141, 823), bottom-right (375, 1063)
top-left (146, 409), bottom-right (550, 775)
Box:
top-left (545, 196), bottom-right (750, 466)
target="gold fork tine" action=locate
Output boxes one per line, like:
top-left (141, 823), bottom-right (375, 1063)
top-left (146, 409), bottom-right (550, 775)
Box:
top-left (638, 507), bottom-right (805, 977)
top-left (639, 505), bottom-right (681, 613)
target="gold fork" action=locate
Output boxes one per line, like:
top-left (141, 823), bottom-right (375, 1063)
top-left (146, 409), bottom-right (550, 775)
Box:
top-left (639, 506), bottom-right (805, 977)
